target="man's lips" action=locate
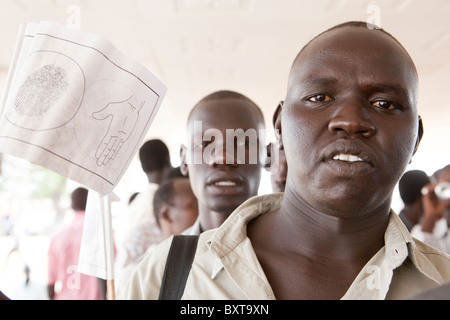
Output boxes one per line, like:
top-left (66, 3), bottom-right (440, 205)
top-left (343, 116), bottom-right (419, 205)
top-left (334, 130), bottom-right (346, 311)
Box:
top-left (211, 180), bottom-right (239, 187)
top-left (332, 153), bottom-right (364, 163)
top-left (206, 171), bottom-right (244, 188)
top-left (206, 171), bottom-right (244, 196)
top-left (322, 141), bottom-right (377, 167)
top-left (320, 141), bottom-right (378, 177)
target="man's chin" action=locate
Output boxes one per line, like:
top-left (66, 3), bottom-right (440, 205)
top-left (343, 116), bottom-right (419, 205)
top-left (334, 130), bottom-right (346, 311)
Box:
top-left (207, 198), bottom-right (243, 216)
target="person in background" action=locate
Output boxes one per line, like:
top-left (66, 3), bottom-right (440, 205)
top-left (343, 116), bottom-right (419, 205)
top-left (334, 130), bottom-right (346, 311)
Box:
top-left (398, 170), bottom-right (430, 231)
top-left (412, 164), bottom-right (450, 254)
top-left (153, 177), bottom-right (198, 239)
top-left (115, 139), bottom-right (173, 270)
top-left (265, 101), bottom-right (288, 193)
top-left (179, 90), bottom-right (266, 235)
top-left (47, 187), bottom-right (104, 300)
top-left (163, 166), bottom-right (186, 180)
top-left (115, 177), bottom-right (198, 296)
top-left (266, 141), bottom-right (287, 193)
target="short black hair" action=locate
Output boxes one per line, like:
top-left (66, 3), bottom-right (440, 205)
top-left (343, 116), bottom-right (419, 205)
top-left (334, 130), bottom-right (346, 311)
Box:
top-left (71, 187), bottom-right (88, 211)
top-left (139, 139), bottom-right (170, 173)
top-left (188, 90), bottom-right (265, 126)
top-left (153, 177), bottom-right (187, 226)
top-left (399, 170), bottom-right (430, 205)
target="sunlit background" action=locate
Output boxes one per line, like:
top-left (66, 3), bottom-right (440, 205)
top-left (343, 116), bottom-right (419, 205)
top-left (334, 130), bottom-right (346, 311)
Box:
top-left (0, 0), bottom-right (449, 299)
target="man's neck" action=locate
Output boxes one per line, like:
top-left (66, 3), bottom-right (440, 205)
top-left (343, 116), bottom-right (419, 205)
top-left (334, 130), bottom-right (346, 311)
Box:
top-left (146, 165), bottom-right (172, 184)
top-left (275, 187), bottom-right (391, 262)
top-left (198, 204), bottom-right (231, 232)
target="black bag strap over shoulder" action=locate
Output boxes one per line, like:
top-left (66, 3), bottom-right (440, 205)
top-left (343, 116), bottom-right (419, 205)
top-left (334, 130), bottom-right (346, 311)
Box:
top-left (158, 234), bottom-right (200, 300)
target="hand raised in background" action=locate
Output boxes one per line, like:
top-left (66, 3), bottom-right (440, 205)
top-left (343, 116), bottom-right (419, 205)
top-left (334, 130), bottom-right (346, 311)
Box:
top-left (92, 96), bottom-right (145, 166)
top-left (420, 183), bottom-right (450, 232)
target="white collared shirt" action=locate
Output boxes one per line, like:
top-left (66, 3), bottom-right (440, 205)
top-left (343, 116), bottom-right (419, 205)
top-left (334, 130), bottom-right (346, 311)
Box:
top-left (119, 193), bottom-right (450, 300)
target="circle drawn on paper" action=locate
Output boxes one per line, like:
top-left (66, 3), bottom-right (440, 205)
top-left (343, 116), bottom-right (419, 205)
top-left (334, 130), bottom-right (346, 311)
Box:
top-left (5, 50), bottom-right (85, 131)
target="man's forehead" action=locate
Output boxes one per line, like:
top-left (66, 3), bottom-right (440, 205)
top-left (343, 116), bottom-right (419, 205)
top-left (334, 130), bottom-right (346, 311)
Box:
top-left (294, 25), bottom-right (415, 69)
top-left (187, 98), bottom-right (264, 129)
top-left (290, 26), bottom-right (418, 88)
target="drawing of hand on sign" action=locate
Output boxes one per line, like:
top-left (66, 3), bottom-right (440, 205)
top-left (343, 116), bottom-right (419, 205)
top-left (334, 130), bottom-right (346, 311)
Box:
top-left (92, 95), bottom-right (145, 166)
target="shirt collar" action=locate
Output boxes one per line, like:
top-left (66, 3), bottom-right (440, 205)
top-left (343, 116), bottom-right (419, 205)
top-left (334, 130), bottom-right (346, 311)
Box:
top-left (384, 210), bottom-right (412, 267)
top-left (387, 212), bottom-right (445, 284)
top-left (206, 194), bottom-right (283, 286)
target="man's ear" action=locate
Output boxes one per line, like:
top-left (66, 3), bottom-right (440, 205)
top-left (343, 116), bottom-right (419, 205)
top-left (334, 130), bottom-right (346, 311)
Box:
top-left (412, 115), bottom-right (424, 156)
top-left (160, 205), bottom-right (172, 223)
top-left (180, 144), bottom-right (189, 176)
top-left (273, 101), bottom-right (283, 150)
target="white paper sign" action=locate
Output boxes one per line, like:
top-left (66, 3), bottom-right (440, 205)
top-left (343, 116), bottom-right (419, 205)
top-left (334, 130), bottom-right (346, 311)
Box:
top-left (78, 190), bottom-right (118, 280)
top-left (0, 21), bottom-right (167, 195)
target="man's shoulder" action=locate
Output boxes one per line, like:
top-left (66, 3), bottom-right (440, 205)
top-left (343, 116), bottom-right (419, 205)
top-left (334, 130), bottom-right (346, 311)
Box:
top-left (227, 193), bottom-right (284, 221)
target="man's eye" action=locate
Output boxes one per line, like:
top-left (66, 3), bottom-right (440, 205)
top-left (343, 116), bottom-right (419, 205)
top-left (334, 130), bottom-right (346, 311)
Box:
top-left (372, 100), bottom-right (398, 110)
top-left (307, 94), bottom-right (333, 102)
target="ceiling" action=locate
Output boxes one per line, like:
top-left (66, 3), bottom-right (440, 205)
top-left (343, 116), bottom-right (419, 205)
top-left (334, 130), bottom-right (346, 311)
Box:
top-left (0, 0), bottom-right (449, 193)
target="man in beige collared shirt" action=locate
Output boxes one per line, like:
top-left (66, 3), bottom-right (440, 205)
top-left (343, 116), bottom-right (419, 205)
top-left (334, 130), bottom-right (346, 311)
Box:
top-left (120, 21), bottom-right (450, 300)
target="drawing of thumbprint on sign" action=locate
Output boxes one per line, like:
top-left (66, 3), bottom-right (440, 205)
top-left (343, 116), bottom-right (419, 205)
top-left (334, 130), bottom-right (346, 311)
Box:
top-left (15, 64), bottom-right (69, 116)
top-left (5, 51), bottom-right (85, 131)
top-left (90, 82), bottom-right (145, 167)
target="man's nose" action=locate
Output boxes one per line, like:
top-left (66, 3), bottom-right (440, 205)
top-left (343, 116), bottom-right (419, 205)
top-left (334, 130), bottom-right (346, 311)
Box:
top-left (328, 98), bottom-right (376, 138)
top-left (208, 141), bottom-right (239, 167)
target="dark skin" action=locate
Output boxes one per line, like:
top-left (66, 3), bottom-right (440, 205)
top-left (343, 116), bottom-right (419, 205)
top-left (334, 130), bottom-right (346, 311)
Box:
top-left (158, 178), bottom-right (199, 238)
top-left (180, 98), bottom-right (264, 231)
top-left (248, 26), bottom-right (423, 300)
